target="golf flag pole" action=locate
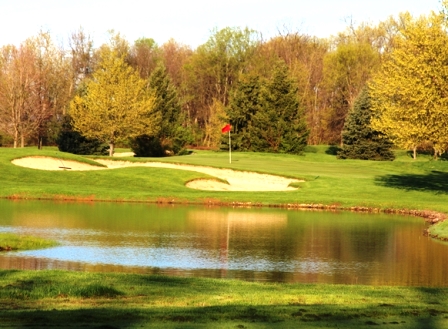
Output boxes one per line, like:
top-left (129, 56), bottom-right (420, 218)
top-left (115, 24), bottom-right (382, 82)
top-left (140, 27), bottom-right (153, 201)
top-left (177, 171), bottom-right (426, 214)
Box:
top-left (229, 129), bottom-right (231, 164)
top-left (221, 124), bottom-right (232, 164)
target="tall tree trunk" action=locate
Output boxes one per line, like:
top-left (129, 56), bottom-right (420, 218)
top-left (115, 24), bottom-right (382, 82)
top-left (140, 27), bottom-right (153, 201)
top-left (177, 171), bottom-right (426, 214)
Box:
top-left (109, 142), bottom-right (115, 156)
top-left (413, 146), bottom-right (417, 160)
top-left (13, 129), bottom-right (18, 148)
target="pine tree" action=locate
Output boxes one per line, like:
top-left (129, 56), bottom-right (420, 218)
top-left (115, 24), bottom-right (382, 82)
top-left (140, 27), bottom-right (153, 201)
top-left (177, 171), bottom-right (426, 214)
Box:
top-left (251, 60), bottom-right (309, 154)
top-left (148, 63), bottom-right (185, 151)
top-left (338, 88), bottom-right (394, 160)
top-left (225, 75), bottom-right (262, 151)
top-left (131, 64), bottom-right (191, 156)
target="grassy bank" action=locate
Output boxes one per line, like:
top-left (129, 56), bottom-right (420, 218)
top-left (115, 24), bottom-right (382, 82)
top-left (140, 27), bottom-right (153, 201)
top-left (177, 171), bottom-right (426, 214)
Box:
top-left (427, 220), bottom-right (448, 241)
top-left (0, 270), bottom-right (447, 328)
top-left (0, 233), bottom-right (58, 251)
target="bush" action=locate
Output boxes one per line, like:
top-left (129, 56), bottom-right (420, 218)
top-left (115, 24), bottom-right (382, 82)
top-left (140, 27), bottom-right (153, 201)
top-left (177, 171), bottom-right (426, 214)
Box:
top-left (56, 116), bottom-right (108, 155)
top-left (130, 135), bottom-right (165, 157)
top-left (0, 132), bottom-right (13, 147)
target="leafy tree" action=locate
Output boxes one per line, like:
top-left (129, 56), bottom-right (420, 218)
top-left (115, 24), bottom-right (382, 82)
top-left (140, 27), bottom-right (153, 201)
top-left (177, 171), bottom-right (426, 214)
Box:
top-left (322, 42), bottom-right (380, 144)
top-left (203, 98), bottom-right (227, 149)
top-left (129, 37), bottom-right (160, 79)
top-left (0, 44), bottom-right (36, 148)
top-left (26, 32), bottom-right (72, 148)
top-left (0, 32), bottom-right (69, 149)
top-left (68, 28), bottom-right (95, 103)
top-left (251, 60), bottom-right (309, 154)
top-left (160, 39), bottom-right (192, 89)
top-left (183, 27), bottom-right (260, 138)
top-left (70, 50), bottom-right (159, 156)
top-left (337, 88), bottom-right (394, 160)
top-left (370, 12), bottom-right (448, 159)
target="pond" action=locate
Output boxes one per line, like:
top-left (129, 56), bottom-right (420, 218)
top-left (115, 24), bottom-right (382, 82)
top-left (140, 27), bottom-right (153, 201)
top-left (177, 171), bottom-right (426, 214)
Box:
top-left (0, 199), bottom-right (447, 286)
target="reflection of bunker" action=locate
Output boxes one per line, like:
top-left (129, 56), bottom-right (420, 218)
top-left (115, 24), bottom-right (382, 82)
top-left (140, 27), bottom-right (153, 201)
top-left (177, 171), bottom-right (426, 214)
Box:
top-left (9, 211), bottom-right (81, 229)
top-left (188, 210), bottom-right (287, 230)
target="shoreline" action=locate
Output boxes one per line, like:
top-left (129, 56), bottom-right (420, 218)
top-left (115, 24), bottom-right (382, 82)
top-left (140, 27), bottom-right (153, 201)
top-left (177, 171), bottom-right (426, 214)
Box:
top-left (2, 194), bottom-right (446, 234)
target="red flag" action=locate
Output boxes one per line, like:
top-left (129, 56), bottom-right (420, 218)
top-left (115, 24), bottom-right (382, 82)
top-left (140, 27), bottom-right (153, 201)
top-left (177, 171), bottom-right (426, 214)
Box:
top-left (221, 124), bottom-right (231, 133)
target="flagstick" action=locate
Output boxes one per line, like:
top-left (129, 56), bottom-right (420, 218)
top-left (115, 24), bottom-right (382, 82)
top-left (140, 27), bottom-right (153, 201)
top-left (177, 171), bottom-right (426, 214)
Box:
top-left (228, 130), bottom-right (232, 164)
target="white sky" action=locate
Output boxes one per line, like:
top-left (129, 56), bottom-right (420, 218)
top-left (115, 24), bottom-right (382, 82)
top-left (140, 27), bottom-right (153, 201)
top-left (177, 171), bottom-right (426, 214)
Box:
top-left (0, 0), bottom-right (442, 49)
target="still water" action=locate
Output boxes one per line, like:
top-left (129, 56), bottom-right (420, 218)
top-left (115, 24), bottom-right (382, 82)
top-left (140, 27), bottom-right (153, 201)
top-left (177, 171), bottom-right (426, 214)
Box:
top-left (0, 199), bottom-right (447, 286)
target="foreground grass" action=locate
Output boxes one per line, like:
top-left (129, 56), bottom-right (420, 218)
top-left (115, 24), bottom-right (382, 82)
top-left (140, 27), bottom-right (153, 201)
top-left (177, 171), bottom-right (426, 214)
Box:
top-left (0, 233), bottom-right (58, 251)
top-left (0, 270), bottom-right (447, 328)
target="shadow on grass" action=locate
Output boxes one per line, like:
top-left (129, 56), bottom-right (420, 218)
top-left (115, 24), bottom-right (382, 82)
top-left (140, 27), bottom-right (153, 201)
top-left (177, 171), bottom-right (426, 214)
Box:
top-left (1, 271), bottom-right (446, 328)
top-left (0, 300), bottom-right (445, 329)
top-left (326, 145), bottom-right (341, 155)
top-left (375, 171), bottom-right (448, 194)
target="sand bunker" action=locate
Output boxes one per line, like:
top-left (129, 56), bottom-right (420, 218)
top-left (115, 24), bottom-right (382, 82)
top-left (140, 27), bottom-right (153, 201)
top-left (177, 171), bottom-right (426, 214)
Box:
top-left (12, 156), bottom-right (301, 192)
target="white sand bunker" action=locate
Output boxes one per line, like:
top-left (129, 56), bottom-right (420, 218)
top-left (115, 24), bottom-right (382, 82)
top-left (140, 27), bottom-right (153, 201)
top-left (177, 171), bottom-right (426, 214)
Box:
top-left (12, 156), bottom-right (301, 192)
top-left (12, 156), bottom-right (106, 171)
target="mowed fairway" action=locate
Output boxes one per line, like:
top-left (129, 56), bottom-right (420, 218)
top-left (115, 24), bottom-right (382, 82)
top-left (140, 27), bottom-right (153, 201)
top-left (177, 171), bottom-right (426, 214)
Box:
top-left (1, 146), bottom-right (448, 213)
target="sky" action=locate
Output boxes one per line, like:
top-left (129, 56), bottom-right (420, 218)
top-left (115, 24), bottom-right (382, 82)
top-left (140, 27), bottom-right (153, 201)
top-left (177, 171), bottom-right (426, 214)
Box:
top-left (0, 0), bottom-right (442, 49)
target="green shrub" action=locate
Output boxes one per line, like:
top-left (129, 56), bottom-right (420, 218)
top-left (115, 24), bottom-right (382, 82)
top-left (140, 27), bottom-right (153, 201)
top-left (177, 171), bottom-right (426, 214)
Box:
top-left (56, 116), bottom-right (108, 155)
top-left (0, 132), bottom-right (14, 147)
top-left (130, 135), bottom-right (165, 157)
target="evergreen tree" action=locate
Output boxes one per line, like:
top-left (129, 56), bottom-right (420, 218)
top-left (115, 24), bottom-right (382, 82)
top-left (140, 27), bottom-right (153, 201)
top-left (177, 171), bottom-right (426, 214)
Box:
top-left (148, 64), bottom-right (182, 144)
top-left (250, 60), bottom-right (309, 154)
top-left (131, 64), bottom-right (192, 156)
top-left (225, 75), bottom-right (262, 151)
top-left (338, 88), bottom-right (395, 160)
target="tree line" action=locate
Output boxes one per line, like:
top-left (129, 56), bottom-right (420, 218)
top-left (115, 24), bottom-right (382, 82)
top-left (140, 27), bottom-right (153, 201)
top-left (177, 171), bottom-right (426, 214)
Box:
top-left (0, 5), bottom-right (447, 159)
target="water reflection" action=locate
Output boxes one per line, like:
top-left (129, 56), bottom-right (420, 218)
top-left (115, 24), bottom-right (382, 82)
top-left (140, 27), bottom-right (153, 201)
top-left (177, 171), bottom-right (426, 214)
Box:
top-left (0, 199), bottom-right (446, 286)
